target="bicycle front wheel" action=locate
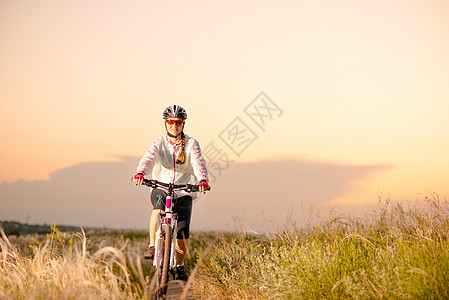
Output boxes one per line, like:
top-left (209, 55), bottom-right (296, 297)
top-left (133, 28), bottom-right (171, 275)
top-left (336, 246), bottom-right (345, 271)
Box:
top-left (156, 224), bottom-right (172, 299)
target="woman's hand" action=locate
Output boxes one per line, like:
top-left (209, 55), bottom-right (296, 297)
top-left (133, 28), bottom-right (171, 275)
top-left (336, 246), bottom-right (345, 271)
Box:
top-left (198, 180), bottom-right (209, 194)
top-left (133, 173), bottom-right (145, 185)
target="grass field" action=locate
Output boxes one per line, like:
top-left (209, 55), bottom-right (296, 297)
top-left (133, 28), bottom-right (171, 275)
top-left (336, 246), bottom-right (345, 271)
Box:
top-left (1, 195), bottom-right (449, 299)
top-left (196, 195), bottom-right (449, 299)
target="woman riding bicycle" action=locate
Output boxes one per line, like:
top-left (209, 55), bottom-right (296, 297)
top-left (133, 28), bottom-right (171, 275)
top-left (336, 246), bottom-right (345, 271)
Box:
top-left (132, 105), bottom-right (209, 281)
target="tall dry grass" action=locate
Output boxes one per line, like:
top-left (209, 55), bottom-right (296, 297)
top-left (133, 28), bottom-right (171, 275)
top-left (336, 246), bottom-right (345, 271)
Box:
top-left (0, 224), bottom-right (215, 299)
top-left (195, 195), bottom-right (449, 299)
top-left (0, 226), bottom-right (153, 299)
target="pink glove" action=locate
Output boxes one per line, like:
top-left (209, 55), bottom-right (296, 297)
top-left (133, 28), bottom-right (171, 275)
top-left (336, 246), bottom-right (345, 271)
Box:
top-left (134, 173), bottom-right (144, 180)
top-left (198, 180), bottom-right (209, 189)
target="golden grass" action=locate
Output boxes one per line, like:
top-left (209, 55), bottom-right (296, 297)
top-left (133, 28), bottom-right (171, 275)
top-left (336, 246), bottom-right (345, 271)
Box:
top-left (0, 226), bottom-right (153, 299)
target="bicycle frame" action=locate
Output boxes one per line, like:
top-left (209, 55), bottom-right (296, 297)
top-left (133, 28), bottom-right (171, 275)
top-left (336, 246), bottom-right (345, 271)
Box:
top-left (140, 179), bottom-right (209, 298)
top-left (153, 193), bottom-right (178, 270)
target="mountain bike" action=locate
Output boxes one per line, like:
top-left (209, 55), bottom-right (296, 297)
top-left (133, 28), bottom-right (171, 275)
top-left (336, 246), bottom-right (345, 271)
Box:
top-left (141, 179), bottom-right (210, 299)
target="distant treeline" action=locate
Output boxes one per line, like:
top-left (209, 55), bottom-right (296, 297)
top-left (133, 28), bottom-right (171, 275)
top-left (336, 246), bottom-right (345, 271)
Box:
top-left (0, 221), bottom-right (85, 236)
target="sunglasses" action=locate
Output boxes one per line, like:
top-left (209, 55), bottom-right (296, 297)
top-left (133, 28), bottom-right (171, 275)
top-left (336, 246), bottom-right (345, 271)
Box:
top-left (166, 120), bottom-right (185, 126)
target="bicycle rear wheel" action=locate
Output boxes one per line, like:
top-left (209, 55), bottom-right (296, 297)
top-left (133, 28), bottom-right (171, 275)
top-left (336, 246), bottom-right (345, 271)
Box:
top-left (156, 224), bottom-right (172, 299)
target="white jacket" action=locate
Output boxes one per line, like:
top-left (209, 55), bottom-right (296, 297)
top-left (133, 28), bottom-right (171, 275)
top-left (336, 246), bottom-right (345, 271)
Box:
top-left (137, 134), bottom-right (208, 198)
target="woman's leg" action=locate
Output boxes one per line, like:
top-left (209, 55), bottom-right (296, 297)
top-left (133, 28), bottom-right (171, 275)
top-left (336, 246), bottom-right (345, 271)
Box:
top-left (149, 188), bottom-right (167, 245)
top-left (149, 209), bottom-right (163, 245)
top-left (144, 209), bottom-right (162, 259)
top-left (175, 238), bottom-right (189, 264)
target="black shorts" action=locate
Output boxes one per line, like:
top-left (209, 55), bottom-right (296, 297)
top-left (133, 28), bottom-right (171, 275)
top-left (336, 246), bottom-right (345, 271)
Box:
top-left (150, 188), bottom-right (193, 239)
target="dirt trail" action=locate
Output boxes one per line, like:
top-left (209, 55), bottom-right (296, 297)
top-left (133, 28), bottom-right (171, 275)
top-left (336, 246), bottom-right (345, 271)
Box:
top-left (165, 281), bottom-right (197, 299)
top-left (149, 280), bottom-right (208, 300)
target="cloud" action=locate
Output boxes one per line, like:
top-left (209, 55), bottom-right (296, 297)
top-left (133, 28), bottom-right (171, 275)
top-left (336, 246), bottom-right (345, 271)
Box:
top-left (0, 157), bottom-right (388, 231)
top-left (0, 156), bottom-right (147, 229)
top-left (193, 159), bottom-right (388, 232)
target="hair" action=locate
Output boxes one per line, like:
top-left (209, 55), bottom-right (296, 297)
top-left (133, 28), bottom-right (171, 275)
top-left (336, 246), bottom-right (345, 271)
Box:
top-left (176, 132), bottom-right (186, 164)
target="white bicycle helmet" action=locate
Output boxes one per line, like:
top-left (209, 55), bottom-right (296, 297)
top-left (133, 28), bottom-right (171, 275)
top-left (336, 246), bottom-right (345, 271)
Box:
top-left (162, 105), bottom-right (187, 120)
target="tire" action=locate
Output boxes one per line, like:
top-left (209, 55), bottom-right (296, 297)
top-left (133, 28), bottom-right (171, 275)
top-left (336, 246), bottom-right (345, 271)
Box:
top-left (156, 224), bottom-right (172, 299)
top-left (155, 228), bottom-right (165, 299)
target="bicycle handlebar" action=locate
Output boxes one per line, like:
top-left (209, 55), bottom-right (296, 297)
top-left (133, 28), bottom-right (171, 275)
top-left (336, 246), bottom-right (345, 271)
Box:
top-left (138, 178), bottom-right (211, 193)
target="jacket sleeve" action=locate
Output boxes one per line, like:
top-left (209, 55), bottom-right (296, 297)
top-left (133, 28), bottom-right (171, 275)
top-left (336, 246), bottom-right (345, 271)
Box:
top-left (137, 138), bottom-right (161, 175)
top-left (191, 139), bottom-right (209, 182)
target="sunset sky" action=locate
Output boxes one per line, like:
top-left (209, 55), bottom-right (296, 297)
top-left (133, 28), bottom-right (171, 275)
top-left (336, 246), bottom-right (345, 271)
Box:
top-left (1, 0), bottom-right (448, 229)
